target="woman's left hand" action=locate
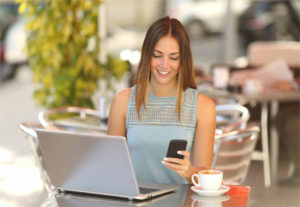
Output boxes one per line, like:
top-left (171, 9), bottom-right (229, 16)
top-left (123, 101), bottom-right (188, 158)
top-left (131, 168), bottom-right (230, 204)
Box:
top-left (161, 151), bottom-right (192, 179)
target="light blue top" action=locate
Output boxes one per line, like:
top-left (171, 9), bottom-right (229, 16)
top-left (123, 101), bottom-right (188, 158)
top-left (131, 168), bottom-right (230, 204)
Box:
top-left (126, 86), bottom-right (198, 184)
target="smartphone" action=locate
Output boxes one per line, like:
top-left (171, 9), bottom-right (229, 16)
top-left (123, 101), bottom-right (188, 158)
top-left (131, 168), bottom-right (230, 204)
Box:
top-left (166, 139), bottom-right (187, 159)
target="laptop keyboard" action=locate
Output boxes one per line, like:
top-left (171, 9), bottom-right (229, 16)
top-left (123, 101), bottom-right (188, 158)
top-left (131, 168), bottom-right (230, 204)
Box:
top-left (139, 187), bottom-right (160, 194)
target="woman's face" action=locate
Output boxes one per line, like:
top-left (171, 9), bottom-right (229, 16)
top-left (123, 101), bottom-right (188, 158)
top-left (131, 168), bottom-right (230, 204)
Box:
top-left (150, 35), bottom-right (180, 87)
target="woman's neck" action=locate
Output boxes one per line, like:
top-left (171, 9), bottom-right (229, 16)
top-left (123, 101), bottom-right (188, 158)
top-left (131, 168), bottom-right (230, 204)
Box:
top-left (149, 81), bottom-right (178, 97)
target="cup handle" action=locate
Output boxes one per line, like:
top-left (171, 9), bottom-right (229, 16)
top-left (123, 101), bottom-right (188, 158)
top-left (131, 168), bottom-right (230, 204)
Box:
top-left (191, 174), bottom-right (200, 187)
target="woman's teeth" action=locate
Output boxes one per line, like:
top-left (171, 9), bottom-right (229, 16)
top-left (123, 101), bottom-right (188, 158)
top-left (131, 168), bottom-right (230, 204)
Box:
top-left (158, 71), bottom-right (170, 75)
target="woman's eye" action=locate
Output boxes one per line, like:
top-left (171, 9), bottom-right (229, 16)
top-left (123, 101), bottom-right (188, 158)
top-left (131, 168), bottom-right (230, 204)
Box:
top-left (170, 56), bottom-right (179, 60)
top-left (152, 54), bottom-right (161, 58)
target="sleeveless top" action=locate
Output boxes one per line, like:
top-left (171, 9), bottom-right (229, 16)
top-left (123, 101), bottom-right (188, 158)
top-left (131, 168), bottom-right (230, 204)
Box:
top-left (125, 86), bottom-right (198, 184)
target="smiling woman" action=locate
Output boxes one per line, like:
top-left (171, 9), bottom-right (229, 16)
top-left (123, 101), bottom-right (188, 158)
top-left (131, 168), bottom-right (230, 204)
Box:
top-left (107, 16), bottom-right (216, 185)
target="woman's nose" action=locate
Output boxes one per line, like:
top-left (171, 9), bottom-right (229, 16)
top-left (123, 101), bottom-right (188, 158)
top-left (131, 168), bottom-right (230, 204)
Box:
top-left (160, 57), bottom-right (169, 68)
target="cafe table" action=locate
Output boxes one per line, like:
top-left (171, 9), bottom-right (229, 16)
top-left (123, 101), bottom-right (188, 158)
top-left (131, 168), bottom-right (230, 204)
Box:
top-left (40, 184), bottom-right (251, 207)
top-left (199, 86), bottom-right (300, 187)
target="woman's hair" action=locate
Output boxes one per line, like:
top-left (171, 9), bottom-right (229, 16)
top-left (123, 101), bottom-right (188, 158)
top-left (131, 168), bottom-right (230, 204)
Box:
top-left (134, 16), bottom-right (197, 120)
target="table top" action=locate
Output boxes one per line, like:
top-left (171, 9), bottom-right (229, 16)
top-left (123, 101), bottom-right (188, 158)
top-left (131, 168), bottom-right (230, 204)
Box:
top-left (198, 87), bottom-right (300, 103)
top-left (40, 184), bottom-right (250, 207)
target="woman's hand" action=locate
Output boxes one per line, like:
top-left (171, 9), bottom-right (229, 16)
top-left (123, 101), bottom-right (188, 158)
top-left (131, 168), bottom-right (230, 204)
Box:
top-left (161, 150), bottom-right (193, 179)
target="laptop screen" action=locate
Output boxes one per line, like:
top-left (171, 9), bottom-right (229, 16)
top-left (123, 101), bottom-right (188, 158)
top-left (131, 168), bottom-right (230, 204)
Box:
top-left (36, 129), bottom-right (140, 197)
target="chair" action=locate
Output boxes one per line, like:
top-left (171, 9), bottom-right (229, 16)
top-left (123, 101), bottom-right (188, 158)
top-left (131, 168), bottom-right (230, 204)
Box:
top-left (213, 126), bottom-right (260, 185)
top-left (38, 106), bottom-right (107, 133)
top-left (216, 104), bottom-right (250, 133)
top-left (19, 121), bottom-right (55, 192)
top-left (20, 107), bottom-right (108, 192)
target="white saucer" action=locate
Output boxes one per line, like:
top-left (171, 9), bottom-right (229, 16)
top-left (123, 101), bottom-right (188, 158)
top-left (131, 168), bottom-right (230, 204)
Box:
top-left (191, 185), bottom-right (230, 197)
top-left (191, 194), bottom-right (230, 202)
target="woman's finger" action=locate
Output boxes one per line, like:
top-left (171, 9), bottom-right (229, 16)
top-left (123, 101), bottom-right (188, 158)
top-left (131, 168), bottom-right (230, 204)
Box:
top-left (162, 160), bottom-right (189, 171)
top-left (178, 151), bottom-right (190, 160)
top-left (163, 162), bottom-right (190, 178)
top-left (162, 160), bottom-right (183, 170)
top-left (162, 153), bottom-right (192, 179)
top-left (163, 157), bottom-right (185, 165)
top-left (163, 163), bottom-right (187, 176)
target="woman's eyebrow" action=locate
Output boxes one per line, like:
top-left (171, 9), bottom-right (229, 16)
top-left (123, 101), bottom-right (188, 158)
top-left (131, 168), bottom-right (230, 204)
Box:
top-left (153, 49), bottom-right (163, 54)
top-left (153, 49), bottom-right (179, 55)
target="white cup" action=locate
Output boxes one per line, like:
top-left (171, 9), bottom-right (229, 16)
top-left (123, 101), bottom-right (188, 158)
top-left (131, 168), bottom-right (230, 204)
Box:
top-left (191, 170), bottom-right (223, 191)
top-left (213, 66), bottom-right (229, 89)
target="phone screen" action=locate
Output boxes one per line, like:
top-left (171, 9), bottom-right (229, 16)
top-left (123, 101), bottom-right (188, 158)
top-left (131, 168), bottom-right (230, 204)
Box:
top-left (166, 139), bottom-right (187, 159)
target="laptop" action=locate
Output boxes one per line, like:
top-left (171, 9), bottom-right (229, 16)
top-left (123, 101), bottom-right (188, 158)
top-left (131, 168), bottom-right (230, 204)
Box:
top-left (44, 190), bottom-right (177, 207)
top-left (36, 129), bottom-right (178, 200)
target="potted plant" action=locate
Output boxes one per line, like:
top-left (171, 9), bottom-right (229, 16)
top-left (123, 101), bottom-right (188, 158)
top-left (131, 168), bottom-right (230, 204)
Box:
top-left (17, 0), bottom-right (127, 109)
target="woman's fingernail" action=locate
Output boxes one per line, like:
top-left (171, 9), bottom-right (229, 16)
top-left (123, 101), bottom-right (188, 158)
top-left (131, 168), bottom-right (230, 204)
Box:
top-left (177, 151), bottom-right (182, 154)
top-left (163, 157), bottom-right (168, 161)
top-left (161, 161), bottom-right (165, 164)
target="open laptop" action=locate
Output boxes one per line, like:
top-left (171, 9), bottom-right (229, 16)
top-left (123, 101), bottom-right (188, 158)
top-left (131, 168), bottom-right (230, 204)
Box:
top-left (44, 190), bottom-right (177, 207)
top-left (36, 129), bottom-right (178, 200)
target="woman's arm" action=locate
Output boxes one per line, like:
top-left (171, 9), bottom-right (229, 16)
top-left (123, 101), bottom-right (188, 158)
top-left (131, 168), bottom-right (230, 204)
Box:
top-left (162, 93), bottom-right (216, 183)
top-left (107, 88), bottom-right (131, 136)
top-left (189, 93), bottom-right (216, 180)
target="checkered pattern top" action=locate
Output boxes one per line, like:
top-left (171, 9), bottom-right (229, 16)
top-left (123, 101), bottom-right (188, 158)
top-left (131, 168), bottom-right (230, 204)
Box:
top-left (126, 86), bottom-right (198, 128)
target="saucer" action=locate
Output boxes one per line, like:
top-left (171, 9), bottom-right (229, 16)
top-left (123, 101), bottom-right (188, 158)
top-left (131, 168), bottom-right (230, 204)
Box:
top-left (191, 185), bottom-right (230, 197)
top-left (191, 194), bottom-right (230, 202)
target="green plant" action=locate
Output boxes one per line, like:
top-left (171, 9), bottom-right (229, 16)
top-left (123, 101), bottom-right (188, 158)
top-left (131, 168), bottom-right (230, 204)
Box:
top-left (17, 0), bottom-right (127, 108)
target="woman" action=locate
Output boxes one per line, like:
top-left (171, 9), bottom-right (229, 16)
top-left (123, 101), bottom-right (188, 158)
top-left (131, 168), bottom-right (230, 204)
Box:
top-left (107, 16), bottom-right (216, 184)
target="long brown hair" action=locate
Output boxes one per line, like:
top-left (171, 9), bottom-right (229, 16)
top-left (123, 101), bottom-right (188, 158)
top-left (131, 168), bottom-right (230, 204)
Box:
top-left (134, 16), bottom-right (197, 120)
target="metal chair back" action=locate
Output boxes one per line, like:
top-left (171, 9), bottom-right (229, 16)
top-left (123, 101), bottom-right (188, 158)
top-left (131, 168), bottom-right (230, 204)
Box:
top-left (19, 121), bottom-right (55, 192)
top-left (213, 126), bottom-right (260, 185)
top-left (216, 104), bottom-right (250, 133)
top-left (38, 106), bottom-right (107, 133)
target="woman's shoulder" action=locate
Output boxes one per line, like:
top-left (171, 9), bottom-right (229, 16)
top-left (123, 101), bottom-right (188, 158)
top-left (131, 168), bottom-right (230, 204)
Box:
top-left (194, 92), bottom-right (216, 124)
top-left (113, 88), bottom-right (132, 103)
top-left (110, 88), bottom-right (132, 118)
top-left (196, 92), bottom-right (216, 111)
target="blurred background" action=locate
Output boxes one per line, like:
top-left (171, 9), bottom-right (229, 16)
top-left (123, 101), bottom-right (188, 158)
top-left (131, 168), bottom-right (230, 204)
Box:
top-left (0, 0), bottom-right (299, 206)
top-left (1, 0), bottom-right (299, 81)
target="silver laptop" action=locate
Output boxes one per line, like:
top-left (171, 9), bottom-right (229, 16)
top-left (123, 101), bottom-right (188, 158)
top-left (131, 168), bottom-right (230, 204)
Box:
top-left (43, 190), bottom-right (177, 207)
top-left (36, 129), bottom-right (177, 200)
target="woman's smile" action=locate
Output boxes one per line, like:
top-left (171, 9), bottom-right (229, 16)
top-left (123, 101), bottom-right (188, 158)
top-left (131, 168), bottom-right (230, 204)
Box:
top-left (156, 69), bottom-right (171, 76)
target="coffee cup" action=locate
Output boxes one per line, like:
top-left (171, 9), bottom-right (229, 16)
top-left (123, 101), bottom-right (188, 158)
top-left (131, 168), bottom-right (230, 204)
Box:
top-left (191, 170), bottom-right (223, 191)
